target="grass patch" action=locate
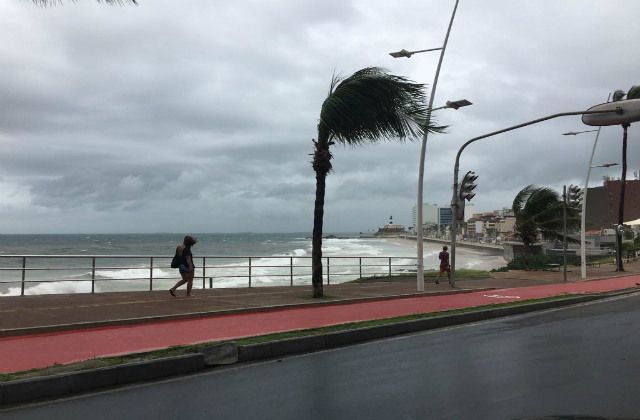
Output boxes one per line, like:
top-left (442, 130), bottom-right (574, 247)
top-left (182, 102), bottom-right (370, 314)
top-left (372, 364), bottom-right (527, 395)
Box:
top-left (348, 269), bottom-right (491, 283)
top-left (0, 292), bottom-right (593, 383)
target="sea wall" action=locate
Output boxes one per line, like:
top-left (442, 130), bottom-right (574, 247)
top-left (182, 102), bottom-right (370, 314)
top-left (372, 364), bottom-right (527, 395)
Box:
top-left (398, 235), bottom-right (504, 256)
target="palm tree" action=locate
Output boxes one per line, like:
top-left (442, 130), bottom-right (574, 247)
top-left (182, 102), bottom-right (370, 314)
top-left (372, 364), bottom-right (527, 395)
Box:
top-left (512, 185), bottom-right (580, 270)
top-left (311, 67), bottom-right (443, 297)
top-left (611, 85), bottom-right (640, 271)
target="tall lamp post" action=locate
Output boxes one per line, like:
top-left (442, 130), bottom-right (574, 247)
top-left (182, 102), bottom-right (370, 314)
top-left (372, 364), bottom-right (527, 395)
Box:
top-left (563, 93), bottom-right (611, 279)
top-left (563, 125), bottom-right (618, 278)
top-left (390, 0), bottom-right (460, 292)
top-left (563, 128), bottom-right (600, 279)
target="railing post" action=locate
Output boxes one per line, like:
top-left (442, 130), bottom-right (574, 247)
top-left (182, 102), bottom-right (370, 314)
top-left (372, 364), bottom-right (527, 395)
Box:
top-left (91, 257), bottom-right (96, 293)
top-left (149, 257), bottom-right (154, 291)
top-left (326, 257), bottom-right (330, 285)
top-left (290, 257), bottom-right (293, 286)
top-left (359, 257), bottom-right (362, 283)
top-left (21, 257), bottom-right (26, 296)
top-left (202, 257), bottom-right (207, 289)
top-left (248, 257), bottom-right (252, 288)
top-left (388, 257), bottom-right (392, 283)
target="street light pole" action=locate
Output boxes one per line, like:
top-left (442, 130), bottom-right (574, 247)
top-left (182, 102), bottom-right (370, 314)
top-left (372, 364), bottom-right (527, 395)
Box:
top-left (450, 108), bottom-right (623, 287)
top-left (390, 0), bottom-right (460, 292)
top-left (572, 128), bottom-right (601, 279)
top-left (563, 94), bottom-right (610, 279)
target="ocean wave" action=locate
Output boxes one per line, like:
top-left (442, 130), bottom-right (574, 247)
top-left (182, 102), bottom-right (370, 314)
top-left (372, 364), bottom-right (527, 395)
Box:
top-left (0, 280), bottom-right (99, 296)
top-left (95, 268), bottom-right (174, 280)
top-left (274, 248), bottom-right (307, 257)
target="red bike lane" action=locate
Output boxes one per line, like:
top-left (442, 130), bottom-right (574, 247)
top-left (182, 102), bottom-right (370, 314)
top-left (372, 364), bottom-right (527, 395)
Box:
top-left (1, 275), bottom-right (638, 373)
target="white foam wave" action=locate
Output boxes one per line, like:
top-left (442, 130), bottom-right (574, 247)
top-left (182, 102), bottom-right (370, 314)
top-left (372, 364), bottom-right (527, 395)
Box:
top-left (95, 268), bottom-right (175, 280)
top-left (274, 248), bottom-right (307, 257)
top-left (0, 280), bottom-right (99, 296)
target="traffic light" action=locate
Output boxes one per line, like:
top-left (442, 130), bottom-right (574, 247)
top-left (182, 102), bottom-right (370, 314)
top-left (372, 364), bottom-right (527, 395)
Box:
top-left (566, 184), bottom-right (582, 206)
top-left (459, 171), bottom-right (478, 202)
top-left (456, 171), bottom-right (478, 220)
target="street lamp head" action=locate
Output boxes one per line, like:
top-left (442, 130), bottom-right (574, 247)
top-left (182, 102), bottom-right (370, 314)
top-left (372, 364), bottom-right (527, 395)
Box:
top-left (445, 99), bottom-right (472, 110)
top-left (389, 49), bottom-right (413, 58)
top-left (582, 98), bottom-right (640, 126)
top-left (562, 129), bottom-right (598, 136)
top-left (389, 47), bottom-right (443, 59)
top-left (592, 162), bottom-right (618, 168)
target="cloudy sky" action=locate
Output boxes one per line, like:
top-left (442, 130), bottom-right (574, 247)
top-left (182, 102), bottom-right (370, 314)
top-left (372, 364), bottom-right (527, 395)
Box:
top-left (2, 0), bottom-right (639, 234)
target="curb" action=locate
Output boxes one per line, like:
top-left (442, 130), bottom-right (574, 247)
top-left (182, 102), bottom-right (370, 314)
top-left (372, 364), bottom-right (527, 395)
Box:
top-left (1, 290), bottom-right (632, 408)
top-left (0, 354), bottom-right (205, 407)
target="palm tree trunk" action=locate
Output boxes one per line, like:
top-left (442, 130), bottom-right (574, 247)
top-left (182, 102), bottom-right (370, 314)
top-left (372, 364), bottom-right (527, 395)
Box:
top-left (616, 124), bottom-right (628, 271)
top-left (311, 138), bottom-right (332, 297)
top-left (522, 240), bottom-right (531, 271)
top-left (312, 169), bottom-right (326, 297)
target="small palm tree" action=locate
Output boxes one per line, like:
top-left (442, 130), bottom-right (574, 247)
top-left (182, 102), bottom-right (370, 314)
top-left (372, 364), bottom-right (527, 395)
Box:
top-left (311, 67), bottom-right (443, 297)
top-left (512, 185), bottom-right (580, 270)
top-left (611, 85), bottom-right (640, 271)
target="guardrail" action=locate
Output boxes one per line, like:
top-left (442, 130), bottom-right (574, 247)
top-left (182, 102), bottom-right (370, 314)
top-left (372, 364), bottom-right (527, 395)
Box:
top-left (0, 255), bottom-right (418, 296)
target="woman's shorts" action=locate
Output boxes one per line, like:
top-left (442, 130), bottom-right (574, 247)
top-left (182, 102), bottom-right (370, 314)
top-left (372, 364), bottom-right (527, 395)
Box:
top-left (179, 264), bottom-right (190, 275)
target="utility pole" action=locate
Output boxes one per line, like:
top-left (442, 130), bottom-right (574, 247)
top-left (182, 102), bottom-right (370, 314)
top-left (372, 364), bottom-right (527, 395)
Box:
top-left (563, 185), bottom-right (568, 282)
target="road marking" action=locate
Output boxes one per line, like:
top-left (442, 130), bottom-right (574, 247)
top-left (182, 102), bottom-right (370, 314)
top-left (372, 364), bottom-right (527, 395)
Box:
top-left (483, 294), bottom-right (520, 299)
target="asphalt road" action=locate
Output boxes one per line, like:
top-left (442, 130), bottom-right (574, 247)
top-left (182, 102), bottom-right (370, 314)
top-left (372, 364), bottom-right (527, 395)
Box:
top-left (4, 293), bottom-right (640, 419)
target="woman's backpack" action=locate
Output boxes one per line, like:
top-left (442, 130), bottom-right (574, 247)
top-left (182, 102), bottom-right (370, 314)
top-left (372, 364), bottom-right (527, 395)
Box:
top-left (170, 247), bottom-right (181, 268)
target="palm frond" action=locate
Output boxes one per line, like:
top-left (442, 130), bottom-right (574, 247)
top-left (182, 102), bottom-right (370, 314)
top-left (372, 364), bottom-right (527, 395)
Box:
top-left (512, 185), bottom-right (576, 245)
top-left (626, 85), bottom-right (640, 99)
top-left (612, 89), bottom-right (626, 102)
top-left (318, 67), bottom-right (438, 146)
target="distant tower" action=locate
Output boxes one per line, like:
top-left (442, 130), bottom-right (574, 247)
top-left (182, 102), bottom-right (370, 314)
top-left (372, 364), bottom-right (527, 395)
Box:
top-left (389, 215), bottom-right (393, 225)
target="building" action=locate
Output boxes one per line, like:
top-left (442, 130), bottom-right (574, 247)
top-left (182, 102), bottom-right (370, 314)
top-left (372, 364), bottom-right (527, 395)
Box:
top-left (464, 210), bottom-right (515, 243)
top-left (438, 206), bottom-right (453, 234)
top-left (412, 203), bottom-right (470, 236)
top-left (463, 203), bottom-right (476, 223)
top-left (373, 215), bottom-right (406, 236)
top-left (411, 203), bottom-right (439, 232)
top-left (586, 179), bottom-right (640, 230)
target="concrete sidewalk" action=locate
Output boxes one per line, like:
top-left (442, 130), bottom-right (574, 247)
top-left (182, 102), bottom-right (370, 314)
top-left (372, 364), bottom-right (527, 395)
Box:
top-left (1, 259), bottom-right (638, 337)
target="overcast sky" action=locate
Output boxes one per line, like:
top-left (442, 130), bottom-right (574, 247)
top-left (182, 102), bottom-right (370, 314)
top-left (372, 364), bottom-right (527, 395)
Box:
top-left (2, 0), bottom-right (639, 234)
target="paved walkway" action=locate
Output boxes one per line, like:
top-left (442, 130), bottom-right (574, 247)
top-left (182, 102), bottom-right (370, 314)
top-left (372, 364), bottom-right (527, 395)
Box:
top-left (1, 261), bottom-right (639, 374)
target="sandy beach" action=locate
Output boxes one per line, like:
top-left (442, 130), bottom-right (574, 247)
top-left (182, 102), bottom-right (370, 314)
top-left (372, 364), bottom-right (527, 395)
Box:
top-left (383, 236), bottom-right (507, 271)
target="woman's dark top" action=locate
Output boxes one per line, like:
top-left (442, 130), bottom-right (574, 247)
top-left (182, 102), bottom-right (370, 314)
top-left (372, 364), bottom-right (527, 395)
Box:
top-left (180, 246), bottom-right (194, 268)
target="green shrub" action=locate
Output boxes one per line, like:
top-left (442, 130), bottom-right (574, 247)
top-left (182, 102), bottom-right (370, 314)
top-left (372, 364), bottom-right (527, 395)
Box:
top-left (502, 253), bottom-right (578, 271)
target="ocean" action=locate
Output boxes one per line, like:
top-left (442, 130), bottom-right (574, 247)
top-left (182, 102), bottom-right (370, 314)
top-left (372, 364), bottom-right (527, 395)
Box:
top-left (0, 233), bottom-right (506, 296)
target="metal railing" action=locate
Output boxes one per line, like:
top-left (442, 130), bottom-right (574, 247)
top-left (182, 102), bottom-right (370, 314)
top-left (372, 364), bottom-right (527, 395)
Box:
top-left (0, 254), bottom-right (418, 296)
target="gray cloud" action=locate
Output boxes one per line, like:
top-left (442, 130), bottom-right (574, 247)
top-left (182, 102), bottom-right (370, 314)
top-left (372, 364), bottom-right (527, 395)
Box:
top-left (1, 0), bottom-right (639, 233)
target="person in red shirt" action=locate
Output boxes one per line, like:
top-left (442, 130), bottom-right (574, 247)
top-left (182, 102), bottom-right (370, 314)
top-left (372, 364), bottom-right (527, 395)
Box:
top-left (436, 245), bottom-right (450, 284)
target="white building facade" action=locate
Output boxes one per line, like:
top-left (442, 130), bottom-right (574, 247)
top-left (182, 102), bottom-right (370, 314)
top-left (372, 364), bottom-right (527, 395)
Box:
top-left (411, 203), bottom-right (439, 231)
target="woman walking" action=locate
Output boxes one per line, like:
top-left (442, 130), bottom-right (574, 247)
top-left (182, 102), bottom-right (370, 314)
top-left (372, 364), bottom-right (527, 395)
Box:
top-left (169, 235), bottom-right (197, 298)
